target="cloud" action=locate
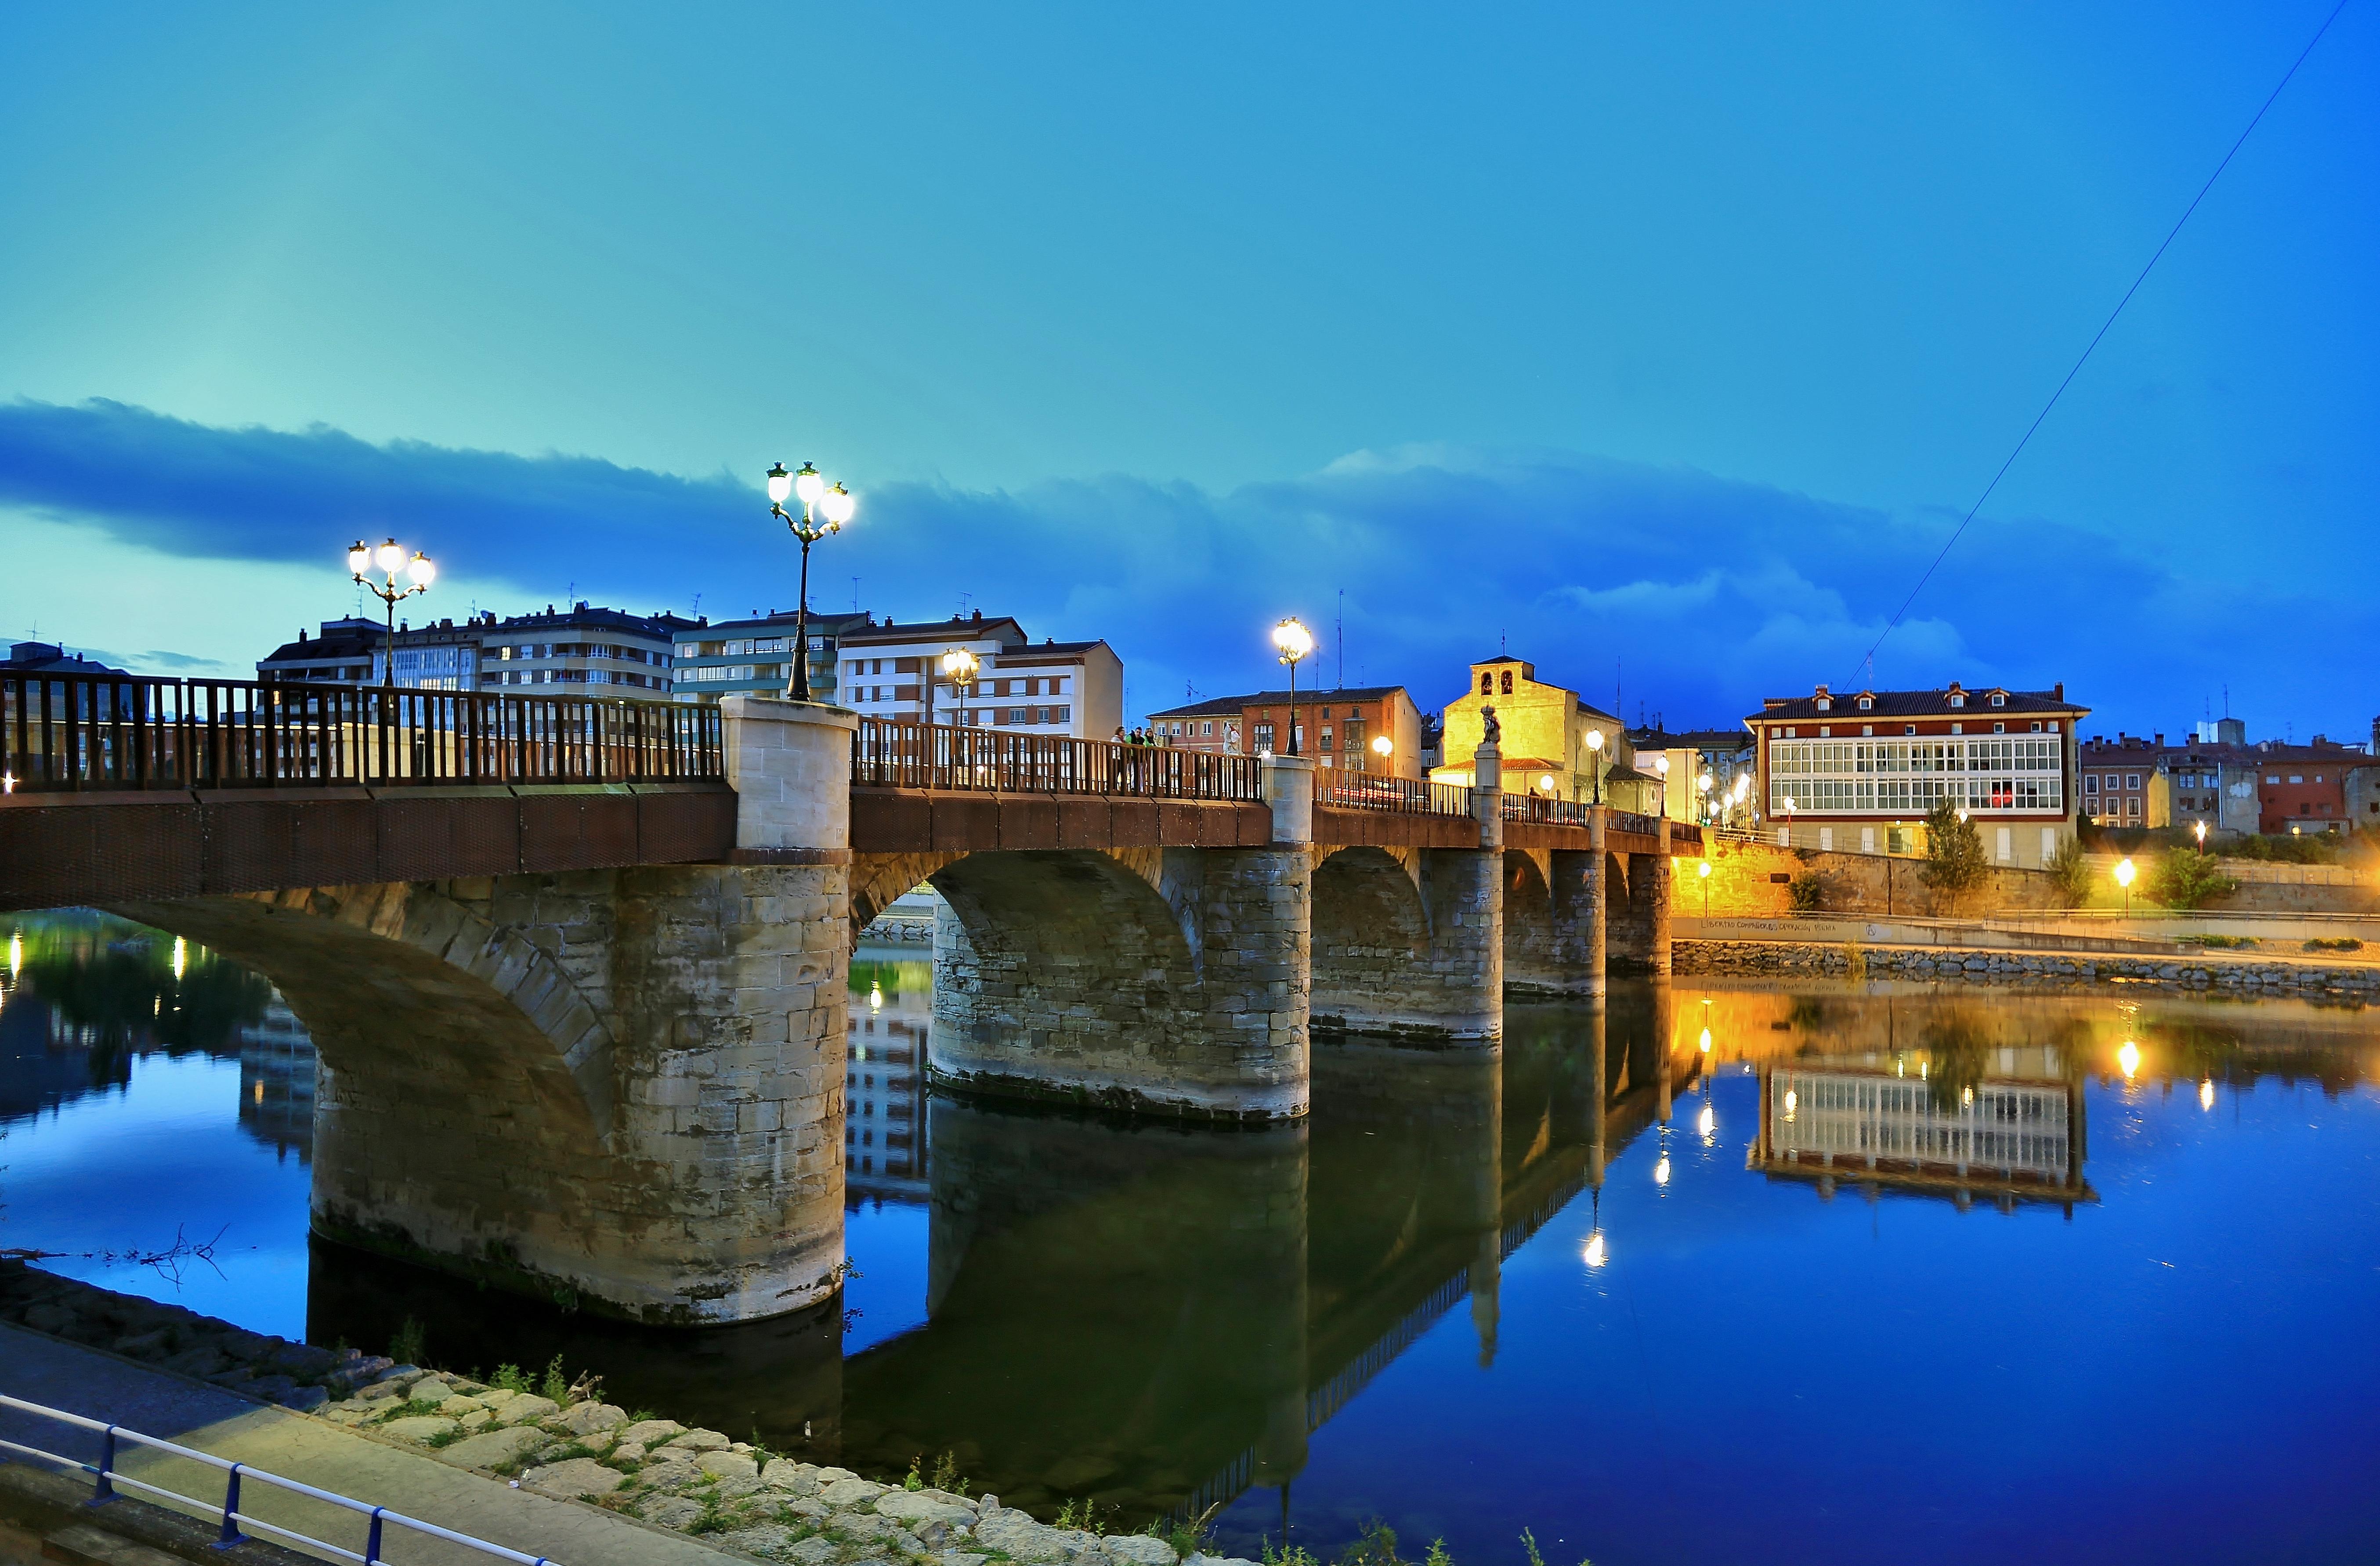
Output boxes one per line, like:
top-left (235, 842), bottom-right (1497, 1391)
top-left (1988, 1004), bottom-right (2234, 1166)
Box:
top-left (1, 399), bottom-right (2365, 738)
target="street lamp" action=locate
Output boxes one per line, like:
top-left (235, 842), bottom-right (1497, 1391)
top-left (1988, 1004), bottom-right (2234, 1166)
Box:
top-left (2114, 856), bottom-right (2136, 917)
top-left (2194, 819), bottom-right (2208, 848)
top-left (1697, 857), bottom-right (1712, 916)
top-left (347, 538), bottom-right (434, 690)
top-left (1584, 728), bottom-right (1605, 805)
top-left (1272, 618), bottom-right (1313, 756)
top-left (1371, 732), bottom-right (1393, 774)
top-left (765, 460), bottom-right (856, 703)
top-left (938, 648), bottom-right (980, 727)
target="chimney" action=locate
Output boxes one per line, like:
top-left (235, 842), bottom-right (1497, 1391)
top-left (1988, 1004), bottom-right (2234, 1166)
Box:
top-left (298, 628), bottom-right (307, 643)
top-left (2053, 681), bottom-right (2063, 700)
top-left (1813, 683), bottom-right (1829, 698)
top-left (2154, 732), bottom-right (2164, 747)
top-left (1947, 680), bottom-right (1963, 693)
top-left (972, 609), bottom-right (984, 623)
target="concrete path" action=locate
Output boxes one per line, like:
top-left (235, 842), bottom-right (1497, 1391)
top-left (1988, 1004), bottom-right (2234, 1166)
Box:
top-left (0, 1323), bottom-right (740, 1566)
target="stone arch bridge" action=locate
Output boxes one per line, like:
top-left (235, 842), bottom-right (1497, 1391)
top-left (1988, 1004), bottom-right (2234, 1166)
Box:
top-left (0, 675), bottom-right (1694, 1326)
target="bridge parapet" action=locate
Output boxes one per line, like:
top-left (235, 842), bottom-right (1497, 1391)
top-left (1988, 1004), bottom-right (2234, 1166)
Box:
top-left (3, 669), bottom-right (720, 792)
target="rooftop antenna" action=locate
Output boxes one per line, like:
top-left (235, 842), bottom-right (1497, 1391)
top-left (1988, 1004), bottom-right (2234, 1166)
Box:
top-left (851, 577), bottom-right (860, 613)
top-left (691, 592), bottom-right (702, 618)
top-left (1336, 588), bottom-right (1344, 690)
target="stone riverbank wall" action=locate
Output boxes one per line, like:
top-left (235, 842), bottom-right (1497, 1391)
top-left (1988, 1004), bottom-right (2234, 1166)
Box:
top-left (1676, 938), bottom-right (2380, 1000)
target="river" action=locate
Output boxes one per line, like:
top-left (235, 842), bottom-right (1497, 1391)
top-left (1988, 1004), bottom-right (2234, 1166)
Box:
top-left (4, 910), bottom-right (2377, 1565)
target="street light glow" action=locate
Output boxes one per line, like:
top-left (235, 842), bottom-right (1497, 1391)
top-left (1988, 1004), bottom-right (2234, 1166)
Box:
top-left (793, 461), bottom-right (826, 507)
top-left (1371, 734), bottom-right (1393, 758)
top-left (375, 538), bottom-right (405, 574)
top-left (1583, 1231), bottom-right (1607, 1268)
top-left (1272, 618), bottom-right (1313, 660)
top-left (2118, 1039), bottom-right (2141, 1079)
top-left (766, 462), bottom-right (794, 505)
top-left (405, 551), bottom-right (436, 587)
top-left (821, 481), bottom-right (856, 528)
top-left (347, 541), bottom-right (371, 576)
top-left (2114, 858), bottom-right (2136, 888)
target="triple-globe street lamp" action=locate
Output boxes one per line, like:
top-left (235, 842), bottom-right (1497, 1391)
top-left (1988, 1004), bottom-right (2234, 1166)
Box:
top-left (765, 461), bottom-right (857, 702)
top-left (1584, 728), bottom-right (1606, 806)
top-left (346, 538), bottom-right (435, 690)
top-left (938, 648), bottom-right (981, 726)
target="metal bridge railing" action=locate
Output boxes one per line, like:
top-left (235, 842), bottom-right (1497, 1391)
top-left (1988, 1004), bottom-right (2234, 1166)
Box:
top-left (851, 719), bottom-right (1264, 801)
top-left (1315, 773), bottom-right (1474, 817)
top-left (1, 671), bottom-right (722, 791)
top-left (0, 1392), bottom-right (561, 1565)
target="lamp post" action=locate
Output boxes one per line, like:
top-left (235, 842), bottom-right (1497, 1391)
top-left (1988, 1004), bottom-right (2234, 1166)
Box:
top-left (766, 461), bottom-right (857, 702)
top-left (1371, 731), bottom-right (1393, 776)
top-left (1272, 618), bottom-right (1313, 756)
top-left (938, 647), bottom-right (980, 727)
top-left (347, 538), bottom-right (435, 690)
top-left (1697, 857), bottom-right (1712, 917)
top-left (2114, 856), bottom-right (2136, 917)
top-left (2194, 818), bottom-right (2208, 849)
top-left (1585, 728), bottom-right (1605, 806)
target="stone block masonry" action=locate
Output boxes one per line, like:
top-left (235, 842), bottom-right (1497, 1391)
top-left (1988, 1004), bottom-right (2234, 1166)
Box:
top-left (1309, 846), bottom-right (1501, 1045)
top-left (1677, 938), bottom-right (2380, 999)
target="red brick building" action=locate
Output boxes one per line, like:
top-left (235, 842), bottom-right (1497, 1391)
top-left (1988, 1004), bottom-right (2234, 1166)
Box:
top-left (1144, 686), bottom-right (1423, 778)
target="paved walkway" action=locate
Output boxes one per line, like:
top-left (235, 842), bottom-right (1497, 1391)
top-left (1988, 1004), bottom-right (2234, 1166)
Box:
top-left (0, 1323), bottom-right (739, 1566)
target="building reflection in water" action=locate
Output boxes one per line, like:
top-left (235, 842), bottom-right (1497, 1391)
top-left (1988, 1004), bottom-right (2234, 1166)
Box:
top-left (237, 998), bottom-right (317, 1162)
top-left (848, 950), bottom-right (931, 1201)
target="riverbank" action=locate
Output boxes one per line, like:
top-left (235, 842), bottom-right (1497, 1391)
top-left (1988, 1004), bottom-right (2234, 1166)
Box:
top-left (1675, 938), bottom-right (2380, 1000)
top-left (0, 1262), bottom-right (1248, 1566)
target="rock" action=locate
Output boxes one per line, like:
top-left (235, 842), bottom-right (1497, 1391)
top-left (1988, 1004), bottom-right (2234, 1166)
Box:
top-left (617, 1418), bottom-right (686, 1448)
top-left (553, 1400), bottom-right (627, 1436)
top-left (409, 1379), bottom-right (455, 1404)
top-left (837, 1514), bottom-right (893, 1543)
top-left (715, 1475), bottom-right (765, 1501)
top-left (763, 1458), bottom-right (823, 1494)
top-left (723, 1526), bottom-right (794, 1555)
top-left (321, 1407), bottom-right (375, 1428)
top-left (663, 1427), bottom-right (731, 1453)
top-left (113, 1327), bottom-right (176, 1358)
top-left (488, 1393), bottom-right (561, 1423)
top-left (22, 1302), bottom-right (75, 1334)
top-left (379, 1416), bottom-right (459, 1443)
top-left (879, 1492), bottom-right (975, 1530)
top-left (1104, 1537), bottom-right (1178, 1566)
top-left (916, 1519), bottom-right (955, 1549)
top-left (358, 1380), bottom-right (409, 1402)
top-left (246, 1375), bottom-right (299, 1402)
top-left (973, 1510), bottom-right (1075, 1562)
top-left (698, 1452), bottom-right (760, 1483)
top-left (785, 1538), bottom-right (841, 1566)
top-left (161, 1346), bottom-right (227, 1378)
top-left (817, 1467), bottom-right (859, 1483)
top-left (436, 1425), bottom-right (550, 1470)
top-left (441, 1395), bottom-right (487, 1415)
top-left (781, 1497), bottom-right (832, 1522)
top-left (1187, 1555), bottom-right (1260, 1566)
top-left (522, 1458), bottom-right (626, 1499)
top-left (822, 1476), bottom-right (887, 1506)
top-left (943, 1554), bottom-right (989, 1566)
top-left (455, 1410), bottom-right (495, 1432)
top-left (609, 1442), bottom-right (649, 1465)
top-left (279, 1386), bottom-right (329, 1412)
top-left (640, 1496), bottom-right (708, 1530)
top-left (633, 1458), bottom-right (705, 1493)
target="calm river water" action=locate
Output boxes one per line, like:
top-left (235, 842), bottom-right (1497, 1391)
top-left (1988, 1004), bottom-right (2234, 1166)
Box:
top-left (5, 910), bottom-right (2379, 1566)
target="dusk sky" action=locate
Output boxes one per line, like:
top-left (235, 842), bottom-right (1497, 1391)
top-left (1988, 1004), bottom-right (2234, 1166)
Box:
top-left (3, 4), bottom-right (2373, 740)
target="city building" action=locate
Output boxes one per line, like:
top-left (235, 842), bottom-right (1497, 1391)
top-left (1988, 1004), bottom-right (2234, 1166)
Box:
top-left (843, 612), bottom-right (1122, 741)
top-left (1745, 681), bottom-right (2089, 866)
top-left (1630, 725), bottom-right (1758, 826)
top-left (478, 603), bottom-right (691, 699)
top-left (2246, 740), bottom-right (2365, 834)
top-left (257, 620), bottom-right (384, 684)
top-left (1434, 657), bottom-right (1645, 809)
top-left (671, 610), bottom-right (871, 706)
top-left (2078, 734), bottom-right (2164, 828)
top-left (2144, 745), bottom-right (2260, 837)
top-left (1142, 686), bottom-right (1425, 776)
top-left (848, 958), bottom-right (930, 1199)
top-left (2, 641), bottom-right (127, 676)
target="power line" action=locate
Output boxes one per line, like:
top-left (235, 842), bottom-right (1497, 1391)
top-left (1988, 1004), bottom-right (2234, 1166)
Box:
top-left (1856, 0), bottom-right (2348, 681)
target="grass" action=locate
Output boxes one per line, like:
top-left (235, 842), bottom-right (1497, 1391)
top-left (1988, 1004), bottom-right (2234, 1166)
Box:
top-left (1055, 1498), bottom-right (1112, 1534)
top-left (387, 1316), bottom-right (426, 1367)
top-left (2307, 936), bottom-right (2365, 952)
top-left (2183, 934), bottom-right (2260, 949)
top-left (930, 1450), bottom-right (969, 1495)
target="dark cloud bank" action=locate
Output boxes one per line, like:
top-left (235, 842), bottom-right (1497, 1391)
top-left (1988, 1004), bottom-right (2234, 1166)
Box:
top-left (0, 398), bottom-right (2333, 735)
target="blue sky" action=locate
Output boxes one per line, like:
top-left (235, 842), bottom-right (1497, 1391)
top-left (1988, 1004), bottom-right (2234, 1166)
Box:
top-left (2, 4), bottom-right (2373, 739)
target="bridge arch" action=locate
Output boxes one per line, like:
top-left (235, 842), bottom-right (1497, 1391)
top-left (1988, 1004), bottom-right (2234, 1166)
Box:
top-left (110, 881), bottom-right (629, 1306)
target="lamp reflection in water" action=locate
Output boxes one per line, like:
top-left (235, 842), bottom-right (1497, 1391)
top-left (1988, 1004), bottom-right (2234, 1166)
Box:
top-left (2199, 1078), bottom-right (2216, 1111)
top-left (2118, 1039), bottom-right (2142, 1080)
top-left (171, 935), bottom-right (187, 981)
top-left (869, 982), bottom-right (884, 1014)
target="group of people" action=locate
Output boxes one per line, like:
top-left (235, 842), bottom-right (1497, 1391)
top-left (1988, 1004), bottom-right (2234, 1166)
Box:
top-left (1112, 725), bottom-right (1172, 747)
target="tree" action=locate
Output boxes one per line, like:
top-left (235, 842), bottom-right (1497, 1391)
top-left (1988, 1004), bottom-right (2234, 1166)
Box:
top-left (2046, 837), bottom-right (2094, 908)
top-left (2145, 848), bottom-right (2239, 910)
top-left (1919, 796), bottom-right (1988, 909)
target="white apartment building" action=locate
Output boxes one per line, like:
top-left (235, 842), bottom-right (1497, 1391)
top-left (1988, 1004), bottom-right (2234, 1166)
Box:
top-left (838, 612), bottom-right (1123, 741)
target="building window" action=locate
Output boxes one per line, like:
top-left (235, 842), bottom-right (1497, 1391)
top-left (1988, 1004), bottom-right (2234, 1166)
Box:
top-left (2084, 776), bottom-right (2098, 794)
top-left (1904, 725), bottom-right (1916, 736)
top-left (1991, 693), bottom-right (2005, 707)
top-left (1254, 722), bottom-right (1275, 751)
top-left (1480, 674), bottom-right (1493, 695)
top-left (1500, 671), bottom-right (1513, 694)
top-left (1858, 696), bottom-right (1871, 710)
top-left (1993, 722), bottom-right (2005, 734)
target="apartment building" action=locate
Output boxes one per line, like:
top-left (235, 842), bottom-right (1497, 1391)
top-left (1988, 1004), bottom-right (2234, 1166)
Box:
top-left (257, 619), bottom-right (388, 685)
top-left (1746, 681), bottom-right (2089, 867)
top-left (478, 603), bottom-right (690, 699)
top-left (1631, 725), bottom-right (1758, 826)
top-left (2078, 734), bottom-right (2163, 827)
top-left (841, 612), bottom-right (1122, 741)
top-left (1143, 686), bottom-right (1425, 776)
top-left (671, 610), bottom-right (870, 706)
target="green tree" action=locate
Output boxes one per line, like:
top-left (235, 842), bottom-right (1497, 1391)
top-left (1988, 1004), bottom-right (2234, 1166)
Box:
top-left (1918, 796), bottom-right (1987, 908)
top-left (2145, 848), bottom-right (2238, 910)
top-left (2046, 837), bottom-right (2094, 908)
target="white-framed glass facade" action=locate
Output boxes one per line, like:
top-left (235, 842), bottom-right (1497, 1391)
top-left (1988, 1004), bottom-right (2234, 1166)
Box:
top-left (1768, 736), bottom-right (2063, 815)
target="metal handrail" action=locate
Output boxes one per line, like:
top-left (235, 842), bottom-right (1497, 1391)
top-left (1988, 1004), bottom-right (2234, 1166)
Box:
top-left (1315, 774), bottom-right (1472, 817)
top-left (1, 670), bottom-right (721, 792)
top-left (851, 719), bottom-right (1263, 801)
top-left (0, 1392), bottom-right (558, 1565)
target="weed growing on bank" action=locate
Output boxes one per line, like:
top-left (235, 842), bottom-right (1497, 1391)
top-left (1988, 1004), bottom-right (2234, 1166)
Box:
top-left (1259, 1519), bottom-right (1589, 1566)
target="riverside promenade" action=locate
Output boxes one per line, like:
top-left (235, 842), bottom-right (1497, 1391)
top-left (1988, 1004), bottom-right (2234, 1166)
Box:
top-left (0, 1321), bottom-right (742, 1566)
